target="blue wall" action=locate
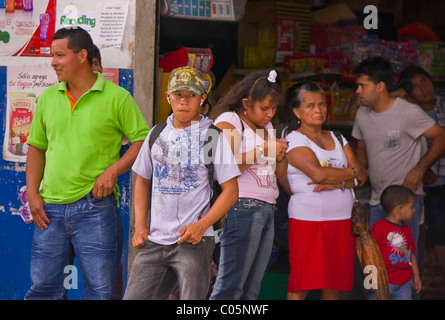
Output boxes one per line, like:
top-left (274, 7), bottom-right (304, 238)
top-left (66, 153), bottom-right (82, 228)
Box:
top-left (0, 67), bottom-right (134, 299)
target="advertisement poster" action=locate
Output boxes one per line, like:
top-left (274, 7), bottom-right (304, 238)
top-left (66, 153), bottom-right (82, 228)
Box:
top-left (55, 1), bottom-right (129, 49)
top-left (3, 66), bottom-right (58, 162)
top-left (56, 9), bottom-right (98, 41)
top-left (0, 0), bottom-right (56, 57)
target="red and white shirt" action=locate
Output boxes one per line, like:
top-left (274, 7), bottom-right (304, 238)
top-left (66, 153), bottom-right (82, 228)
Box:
top-left (371, 219), bottom-right (416, 286)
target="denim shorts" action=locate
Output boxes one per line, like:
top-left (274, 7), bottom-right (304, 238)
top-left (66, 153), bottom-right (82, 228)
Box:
top-left (368, 279), bottom-right (414, 300)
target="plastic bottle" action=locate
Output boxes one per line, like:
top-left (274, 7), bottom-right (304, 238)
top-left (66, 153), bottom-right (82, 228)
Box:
top-left (5, 0), bottom-right (15, 12)
top-left (23, 0), bottom-right (32, 11)
top-left (14, 0), bottom-right (23, 10)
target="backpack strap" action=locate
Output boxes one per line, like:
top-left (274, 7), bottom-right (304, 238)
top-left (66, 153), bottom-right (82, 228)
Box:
top-left (197, 124), bottom-right (223, 222)
top-left (204, 124), bottom-right (222, 191)
top-left (149, 121), bottom-right (167, 150)
top-left (146, 121), bottom-right (167, 229)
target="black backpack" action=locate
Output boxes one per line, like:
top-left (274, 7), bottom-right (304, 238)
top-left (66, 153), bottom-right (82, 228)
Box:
top-left (148, 121), bottom-right (226, 230)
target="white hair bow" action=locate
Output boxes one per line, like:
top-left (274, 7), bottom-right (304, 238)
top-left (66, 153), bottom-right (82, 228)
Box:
top-left (268, 70), bottom-right (277, 83)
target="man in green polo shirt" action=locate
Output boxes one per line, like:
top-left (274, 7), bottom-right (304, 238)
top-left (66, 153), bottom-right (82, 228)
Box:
top-left (25, 27), bottom-right (149, 300)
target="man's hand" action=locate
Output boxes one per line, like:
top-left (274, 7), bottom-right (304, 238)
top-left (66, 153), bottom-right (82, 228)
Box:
top-left (423, 168), bottom-right (437, 187)
top-left (92, 167), bottom-right (118, 199)
top-left (402, 167), bottom-right (425, 193)
top-left (28, 193), bottom-right (49, 230)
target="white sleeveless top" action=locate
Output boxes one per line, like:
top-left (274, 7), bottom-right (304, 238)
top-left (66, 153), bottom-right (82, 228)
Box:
top-left (285, 130), bottom-right (353, 221)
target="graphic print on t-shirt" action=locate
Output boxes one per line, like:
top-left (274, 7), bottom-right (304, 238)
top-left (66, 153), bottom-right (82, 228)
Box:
top-left (384, 130), bottom-right (401, 149)
top-left (153, 129), bottom-right (203, 195)
top-left (319, 158), bottom-right (345, 168)
top-left (386, 231), bottom-right (412, 266)
top-left (246, 166), bottom-right (277, 190)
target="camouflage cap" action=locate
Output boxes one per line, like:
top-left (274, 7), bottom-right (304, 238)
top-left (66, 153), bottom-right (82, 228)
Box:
top-left (167, 66), bottom-right (206, 96)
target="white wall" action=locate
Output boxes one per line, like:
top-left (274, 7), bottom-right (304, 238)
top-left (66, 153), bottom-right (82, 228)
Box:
top-left (1, 0), bottom-right (136, 69)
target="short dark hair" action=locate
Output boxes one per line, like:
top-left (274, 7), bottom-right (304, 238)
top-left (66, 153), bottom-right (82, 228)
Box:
top-left (354, 57), bottom-right (394, 92)
top-left (389, 79), bottom-right (413, 95)
top-left (53, 27), bottom-right (94, 65)
top-left (93, 45), bottom-right (102, 67)
top-left (380, 185), bottom-right (414, 215)
top-left (399, 65), bottom-right (432, 83)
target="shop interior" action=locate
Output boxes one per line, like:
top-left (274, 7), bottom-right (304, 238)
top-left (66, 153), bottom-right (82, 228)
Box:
top-left (157, 0), bottom-right (445, 299)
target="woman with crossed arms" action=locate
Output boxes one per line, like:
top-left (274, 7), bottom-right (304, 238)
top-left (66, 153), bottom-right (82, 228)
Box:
top-left (281, 81), bottom-right (367, 300)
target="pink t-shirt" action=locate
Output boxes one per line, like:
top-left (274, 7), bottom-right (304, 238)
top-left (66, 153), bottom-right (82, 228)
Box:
top-left (214, 112), bottom-right (279, 204)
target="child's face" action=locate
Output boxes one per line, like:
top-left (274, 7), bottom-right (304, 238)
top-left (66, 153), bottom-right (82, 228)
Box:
top-left (410, 74), bottom-right (434, 105)
top-left (244, 96), bottom-right (278, 128)
top-left (399, 196), bottom-right (415, 222)
top-left (167, 90), bottom-right (206, 127)
top-left (92, 57), bottom-right (102, 73)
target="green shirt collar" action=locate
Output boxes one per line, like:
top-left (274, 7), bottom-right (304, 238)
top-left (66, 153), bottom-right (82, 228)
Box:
top-left (57, 71), bottom-right (105, 92)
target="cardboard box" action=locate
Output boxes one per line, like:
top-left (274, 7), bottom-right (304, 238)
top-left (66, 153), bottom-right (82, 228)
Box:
top-left (238, 1), bottom-right (311, 68)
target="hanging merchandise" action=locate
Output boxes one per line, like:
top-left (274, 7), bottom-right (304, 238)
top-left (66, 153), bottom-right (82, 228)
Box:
top-left (161, 0), bottom-right (246, 22)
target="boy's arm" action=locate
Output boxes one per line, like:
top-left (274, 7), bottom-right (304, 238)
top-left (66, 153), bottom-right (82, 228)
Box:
top-left (177, 177), bottom-right (238, 245)
top-left (132, 174), bottom-right (151, 249)
top-left (411, 253), bottom-right (422, 293)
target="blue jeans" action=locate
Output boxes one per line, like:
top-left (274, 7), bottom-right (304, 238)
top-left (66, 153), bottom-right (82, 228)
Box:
top-left (210, 198), bottom-right (275, 300)
top-left (389, 279), bottom-right (414, 300)
top-left (369, 195), bottom-right (423, 247)
top-left (123, 237), bottom-right (215, 300)
top-left (369, 279), bottom-right (413, 300)
top-left (25, 193), bottom-right (123, 300)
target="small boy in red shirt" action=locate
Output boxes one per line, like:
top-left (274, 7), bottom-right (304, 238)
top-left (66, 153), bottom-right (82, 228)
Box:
top-left (371, 185), bottom-right (422, 300)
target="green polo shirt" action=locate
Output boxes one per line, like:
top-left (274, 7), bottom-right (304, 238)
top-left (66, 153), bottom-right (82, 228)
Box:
top-left (27, 72), bottom-right (150, 204)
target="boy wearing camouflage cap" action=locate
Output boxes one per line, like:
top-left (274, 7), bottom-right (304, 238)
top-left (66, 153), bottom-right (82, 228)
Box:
top-left (124, 66), bottom-right (240, 300)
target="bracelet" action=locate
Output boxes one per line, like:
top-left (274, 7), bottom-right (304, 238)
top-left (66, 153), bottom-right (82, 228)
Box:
top-left (351, 167), bottom-right (356, 178)
top-left (341, 181), bottom-right (346, 191)
top-left (256, 145), bottom-right (264, 160)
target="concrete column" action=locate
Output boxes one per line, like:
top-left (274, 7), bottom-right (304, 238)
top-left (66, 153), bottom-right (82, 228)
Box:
top-left (128, 0), bottom-right (157, 274)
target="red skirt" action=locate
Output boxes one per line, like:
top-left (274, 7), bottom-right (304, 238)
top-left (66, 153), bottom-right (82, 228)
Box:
top-left (288, 218), bottom-right (355, 292)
